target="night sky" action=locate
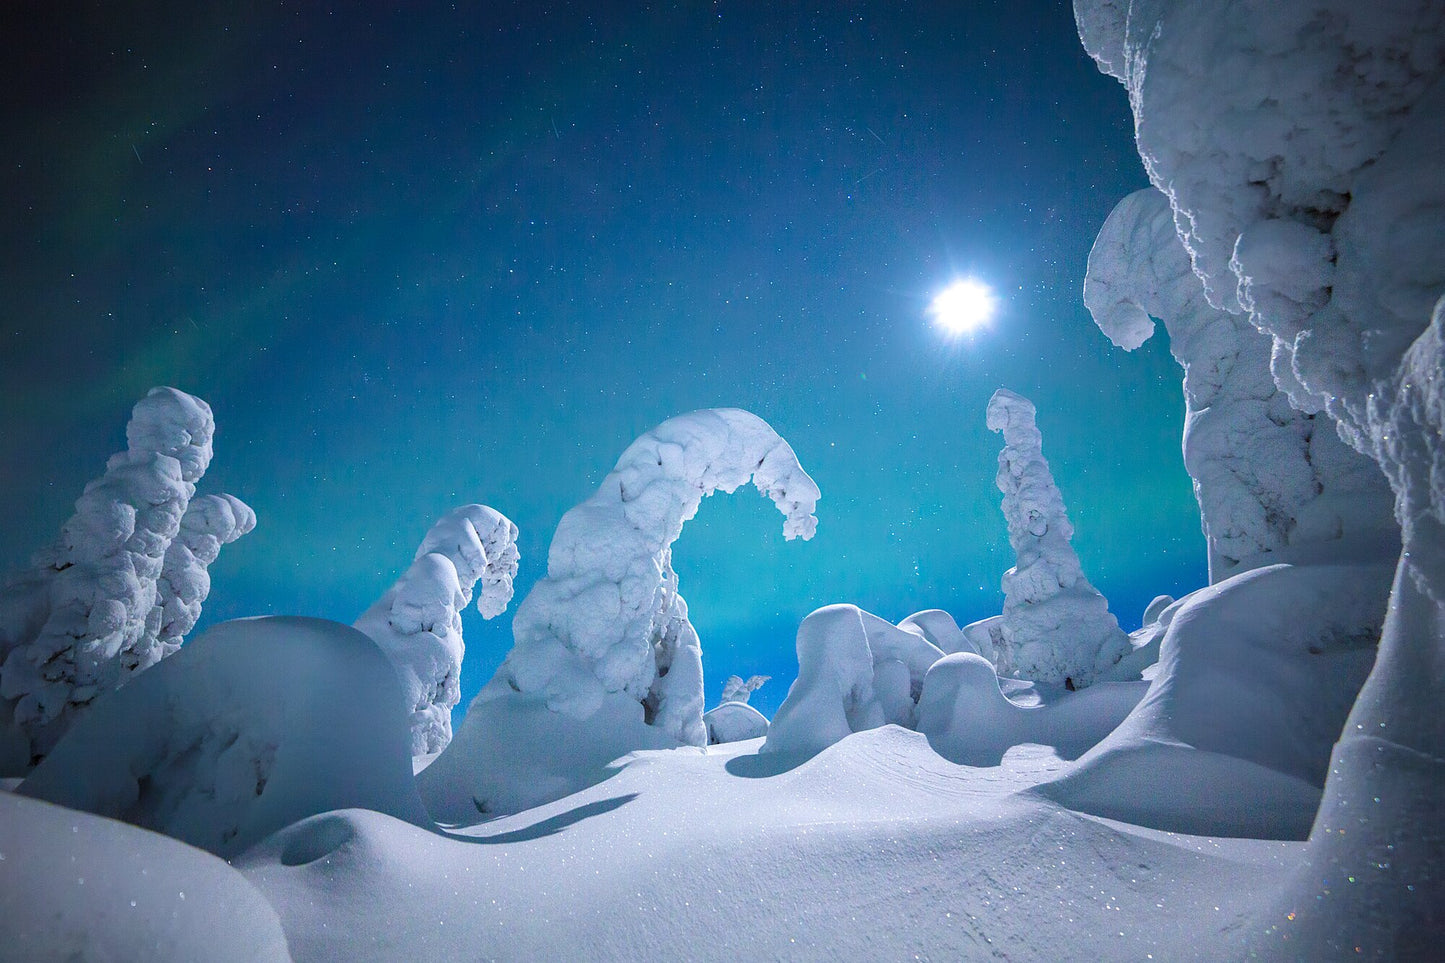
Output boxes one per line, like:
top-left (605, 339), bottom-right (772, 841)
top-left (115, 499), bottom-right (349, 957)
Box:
top-left (0, 1), bottom-right (1202, 718)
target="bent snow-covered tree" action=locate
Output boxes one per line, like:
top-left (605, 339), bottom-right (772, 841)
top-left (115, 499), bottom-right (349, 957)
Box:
top-left (354, 504), bottom-right (520, 756)
top-left (490, 408), bottom-right (818, 745)
top-left (1084, 187), bottom-right (1396, 582)
top-left (0, 387), bottom-right (252, 772)
top-left (1075, 0), bottom-right (1445, 952)
top-left (419, 408), bottom-right (818, 820)
top-left (987, 388), bottom-right (1128, 687)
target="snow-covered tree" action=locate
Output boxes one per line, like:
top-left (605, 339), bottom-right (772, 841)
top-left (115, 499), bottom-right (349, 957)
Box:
top-left (0, 387), bottom-right (251, 771)
top-left (719, 674), bottom-right (769, 706)
top-left (482, 408), bottom-right (818, 747)
top-left (420, 408), bottom-right (818, 819)
top-left (1074, 0), bottom-right (1445, 949)
top-left (986, 388), bottom-right (1129, 687)
top-left (354, 504), bottom-right (520, 756)
top-left (1085, 187), bottom-right (1396, 582)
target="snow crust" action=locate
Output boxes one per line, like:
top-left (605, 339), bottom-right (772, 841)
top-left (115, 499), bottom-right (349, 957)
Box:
top-left (762, 603), bottom-right (944, 757)
top-left (1076, 0), bottom-right (1445, 947)
top-left (986, 389), bottom-right (1129, 685)
top-left (0, 387), bottom-right (252, 772)
top-left (18, 616), bottom-right (428, 858)
top-left (1086, 187), bottom-right (1396, 581)
top-left (354, 504), bottom-right (519, 756)
top-left (420, 408), bottom-right (817, 820)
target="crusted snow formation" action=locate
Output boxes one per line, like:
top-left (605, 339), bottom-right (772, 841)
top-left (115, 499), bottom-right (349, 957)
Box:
top-left (480, 408), bottom-right (818, 748)
top-left (719, 673), bottom-right (769, 706)
top-left (898, 609), bottom-right (973, 656)
top-left (0, 387), bottom-right (252, 771)
top-left (762, 604), bottom-right (944, 758)
top-left (1075, 0), bottom-right (1445, 950)
top-left (1085, 188), bottom-right (1395, 581)
top-left (354, 505), bottom-right (520, 756)
top-left (986, 389), bottom-right (1130, 686)
top-left (19, 616), bottom-right (429, 859)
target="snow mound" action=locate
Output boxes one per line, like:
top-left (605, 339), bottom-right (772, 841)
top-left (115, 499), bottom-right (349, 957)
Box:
top-left (898, 608), bottom-right (973, 655)
top-left (19, 616), bottom-right (428, 857)
top-left (1041, 562), bottom-right (1390, 838)
top-left (1085, 187), bottom-right (1395, 582)
top-left (354, 504), bottom-right (519, 756)
top-left (0, 789), bottom-right (290, 962)
top-left (916, 652), bottom-right (1146, 767)
top-left (420, 408), bottom-right (817, 820)
top-left (762, 604), bottom-right (944, 758)
top-left (0, 387), bottom-right (252, 772)
top-left (987, 388), bottom-right (1129, 685)
top-left (703, 701), bottom-right (769, 744)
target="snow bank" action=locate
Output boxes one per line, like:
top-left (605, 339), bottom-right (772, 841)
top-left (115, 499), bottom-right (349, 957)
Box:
top-left (916, 652), bottom-right (1146, 767)
top-left (703, 701), bottom-right (769, 744)
top-left (986, 389), bottom-right (1129, 686)
top-left (1076, 0), bottom-right (1445, 947)
top-left (0, 387), bottom-right (252, 771)
top-left (420, 408), bottom-right (817, 820)
top-left (1041, 562), bottom-right (1391, 838)
top-left (761, 604), bottom-right (944, 758)
top-left (19, 616), bottom-right (428, 858)
top-left (0, 790), bottom-right (290, 962)
top-left (354, 504), bottom-right (519, 756)
top-left (1085, 188), bottom-right (1396, 581)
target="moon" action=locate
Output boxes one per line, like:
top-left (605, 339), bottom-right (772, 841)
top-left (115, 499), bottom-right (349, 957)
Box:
top-left (929, 279), bottom-right (996, 336)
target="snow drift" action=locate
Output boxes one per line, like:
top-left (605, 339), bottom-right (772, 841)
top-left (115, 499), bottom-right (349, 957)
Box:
top-left (19, 616), bottom-right (429, 858)
top-left (419, 408), bottom-right (819, 820)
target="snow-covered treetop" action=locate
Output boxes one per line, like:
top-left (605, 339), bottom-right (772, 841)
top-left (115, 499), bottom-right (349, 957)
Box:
top-left (985, 389), bottom-right (1073, 549)
top-left (411, 504), bottom-right (520, 619)
top-left (125, 386), bottom-right (216, 484)
top-left (720, 674), bottom-right (769, 706)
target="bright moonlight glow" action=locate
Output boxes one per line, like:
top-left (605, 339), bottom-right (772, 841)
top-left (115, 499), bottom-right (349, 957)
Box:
top-left (929, 279), bottom-right (996, 335)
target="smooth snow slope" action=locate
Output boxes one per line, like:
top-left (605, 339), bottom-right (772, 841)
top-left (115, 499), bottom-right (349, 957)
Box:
top-left (235, 728), bottom-right (1296, 962)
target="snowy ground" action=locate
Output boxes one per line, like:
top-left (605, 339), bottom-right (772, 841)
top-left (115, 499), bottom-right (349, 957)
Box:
top-left (227, 728), bottom-right (1295, 961)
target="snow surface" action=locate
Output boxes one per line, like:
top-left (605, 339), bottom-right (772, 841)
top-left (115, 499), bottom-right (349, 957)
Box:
top-left (225, 727), bottom-right (1301, 961)
top-left (986, 388), bottom-right (1130, 686)
top-left (0, 790), bottom-right (290, 961)
top-left (354, 504), bottom-right (519, 756)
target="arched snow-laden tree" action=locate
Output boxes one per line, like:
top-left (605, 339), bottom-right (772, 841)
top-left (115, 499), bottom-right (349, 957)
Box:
top-left (353, 504), bottom-right (520, 756)
top-left (0, 387), bottom-right (252, 772)
top-left (1075, 0), bottom-right (1445, 951)
top-left (987, 389), bottom-right (1129, 687)
top-left (1084, 187), bottom-right (1397, 582)
top-left (419, 408), bottom-right (818, 820)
